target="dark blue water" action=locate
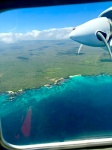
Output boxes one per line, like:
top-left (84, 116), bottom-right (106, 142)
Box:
top-left (1, 75), bottom-right (112, 145)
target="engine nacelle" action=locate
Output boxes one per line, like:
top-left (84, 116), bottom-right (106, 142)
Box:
top-left (69, 17), bottom-right (111, 47)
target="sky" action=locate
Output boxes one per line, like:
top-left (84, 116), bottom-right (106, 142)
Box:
top-left (0, 1), bottom-right (111, 42)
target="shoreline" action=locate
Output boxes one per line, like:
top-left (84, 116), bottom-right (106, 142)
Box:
top-left (1, 74), bottom-right (111, 96)
top-left (4, 74), bottom-right (82, 95)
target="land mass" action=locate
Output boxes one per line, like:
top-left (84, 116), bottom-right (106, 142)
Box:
top-left (0, 40), bottom-right (112, 92)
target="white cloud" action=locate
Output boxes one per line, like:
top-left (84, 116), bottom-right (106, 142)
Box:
top-left (0, 27), bottom-right (73, 43)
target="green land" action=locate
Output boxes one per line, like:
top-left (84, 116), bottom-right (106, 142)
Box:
top-left (0, 40), bottom-right (112, 92)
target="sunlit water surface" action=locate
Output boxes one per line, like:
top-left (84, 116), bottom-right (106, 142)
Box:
top-left (1, 75), bottom-right (112, 145)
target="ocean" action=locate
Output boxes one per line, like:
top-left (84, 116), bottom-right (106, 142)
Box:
top-left (1, 75), bottom-right (112, 145)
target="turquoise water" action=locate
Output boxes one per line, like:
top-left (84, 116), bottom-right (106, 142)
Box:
top-left (1, 75), bottom-right (112, 145)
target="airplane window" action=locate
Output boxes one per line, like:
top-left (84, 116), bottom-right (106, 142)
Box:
top-left (0, 1), bottom-right (112, 149)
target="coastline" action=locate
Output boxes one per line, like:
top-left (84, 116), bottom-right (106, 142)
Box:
top-left (5, 74), bottom-right (81, 96)
top-left (1, 74), bottom-right (111, 96)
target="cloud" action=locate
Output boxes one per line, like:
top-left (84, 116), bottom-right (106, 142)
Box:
top-left (0, 27), bottom-right (73, 43)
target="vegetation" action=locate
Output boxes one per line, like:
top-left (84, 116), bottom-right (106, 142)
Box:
top-left (0, 40), bottom-right (112, 92)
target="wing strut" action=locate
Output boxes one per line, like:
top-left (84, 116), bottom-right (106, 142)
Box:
top-left (78, 44), bottom-right (83, 54)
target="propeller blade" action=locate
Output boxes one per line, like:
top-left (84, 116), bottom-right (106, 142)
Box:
top-left (96, 31), bottom-right (112, 58)
top-left (78, 44), bottom-right (83, 54)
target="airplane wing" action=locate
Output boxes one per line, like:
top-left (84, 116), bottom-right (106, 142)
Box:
top-left (99, 7), bottom-right (112, 20)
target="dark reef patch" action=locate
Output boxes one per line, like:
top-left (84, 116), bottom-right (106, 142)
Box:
top-left (41, 46), bottom-right (50, 49)
top-left (56, 48), bottom-right (82, 56)
top-left (10, 46), bottom-right (23, 49)
top-left (74, 52), bottom-right (85, 55)
top-left (56, 42), bottom-right (65, 46)
top-left (16, 56), bottom-right (29, 60)
top-left (100, 59), bottom-right (112, 62)
top-left (38, 46), bottom-right (50, 51)
top-left (29, 53), bottom-right (35, 56)
top-left (28, 49), bottom-right (37, 51)
top-left (0, 49), bottom-right (5, 52)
